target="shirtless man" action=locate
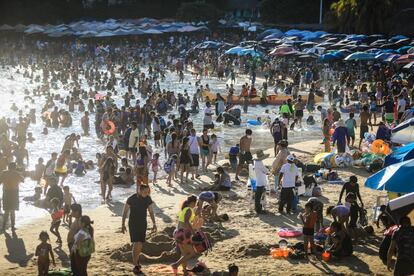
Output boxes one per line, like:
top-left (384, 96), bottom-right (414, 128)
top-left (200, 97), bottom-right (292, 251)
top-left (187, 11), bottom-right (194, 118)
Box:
top-left (359, 105), bottom-right (372, 149)
top-left (0, 162), bottom-right (24, 232)
top-left (235, 129), bottom-right (253, 181)
top-left (50, 107), bottom-right (60, 128)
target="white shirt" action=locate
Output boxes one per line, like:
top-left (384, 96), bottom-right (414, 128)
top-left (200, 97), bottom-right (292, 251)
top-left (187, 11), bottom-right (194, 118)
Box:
top-left (254, 160), bottom-right (268, 187)
top-left (203, 107), bottom-right (213, 125)
top-left (189, 135), bottom-right (200, 154)
top-left (128, 128), bottom-right (139, 148)
top-left (279, 163), bottom-right (299, 188)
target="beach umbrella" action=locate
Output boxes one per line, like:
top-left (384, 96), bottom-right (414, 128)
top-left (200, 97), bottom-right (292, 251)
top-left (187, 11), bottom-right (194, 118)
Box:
top-left (319, 53), bottom-right (342, 62)
top-left (403, 62), bottom-right (414, 70)
top-left (239, 48), bottom-right (263, 57)
top-left (344, 52), bottom-right (376, 61)
top-left (375, 53), bottom-right (393, 60)
top-left (269, 46), bottom-right (295, 56)
top-left (262, 31), bottom-right (284, 41)
top-left (224, 46), bottom-right (244, 55)
top-left (408, 47), bottom-right (414, 54)
top-left (395, 54), bottom-right (414, 65)
top-left (396, 46), bottom-right (412, 54)
top-left (365, 159), bottom-right (414, 193)
top-left (384, 142), bottom-right (414, 167)
top-left (391, 118), bottom-right (414, 144)
top-left (258, 28), bottom-right (284, 40)
top-left (390, 35), bottom-right (408, 42)
top-left (384, 54), bottom-right (401, 62)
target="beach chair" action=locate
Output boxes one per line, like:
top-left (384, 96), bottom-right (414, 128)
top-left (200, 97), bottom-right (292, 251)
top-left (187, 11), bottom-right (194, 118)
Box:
top-left (372, 195), bottom-right (388, 223)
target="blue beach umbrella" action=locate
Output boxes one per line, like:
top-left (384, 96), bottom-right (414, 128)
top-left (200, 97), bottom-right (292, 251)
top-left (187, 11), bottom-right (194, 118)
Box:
top-left (238, 48), bottom-right (263, 57)
top-left (384, 142), bottom-right (414, 167)
top-left (225, 46), bottom-right (244, 55)
top-left (365, 159), bottom-right (414, 193)
top-left (344, 52), bottom-right (376, 61)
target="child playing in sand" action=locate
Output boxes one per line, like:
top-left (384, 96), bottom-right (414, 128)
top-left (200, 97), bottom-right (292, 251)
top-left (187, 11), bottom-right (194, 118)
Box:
top-left (164, 154), bottom-right (177, 187)
top-left (299, 202), bottom-right (317, 256)
top-left (149, 153), bottom-right (161, 184)
top-left (50, 198), bottom-right (63, 243)
top-left (210, 134), bottom-right (221, 164)
top-left (35, 231), bottom-right (55, 276)
top-left (63, 186), bottom-right (76, 226)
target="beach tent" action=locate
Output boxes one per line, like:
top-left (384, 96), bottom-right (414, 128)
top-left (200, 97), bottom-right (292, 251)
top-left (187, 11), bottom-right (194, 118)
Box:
top-left (391, 118), bottom-right (414, 144)
top-left (365, 159), bottom-right (414, 193)
top-left (384, 143), bottom-right (414, 167)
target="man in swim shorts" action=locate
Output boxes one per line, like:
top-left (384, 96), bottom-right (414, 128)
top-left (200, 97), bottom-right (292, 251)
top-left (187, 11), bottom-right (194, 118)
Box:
top-left (235, 129), bottom-right (253, 181)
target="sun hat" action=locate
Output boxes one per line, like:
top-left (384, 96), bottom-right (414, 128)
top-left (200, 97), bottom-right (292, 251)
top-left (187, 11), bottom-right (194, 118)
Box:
top-left (255, 150), bottom-right (270, 160)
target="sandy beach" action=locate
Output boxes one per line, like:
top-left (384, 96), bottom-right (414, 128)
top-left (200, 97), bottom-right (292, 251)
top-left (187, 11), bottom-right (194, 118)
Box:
top-left (0, 137), bottom-right (390, 276)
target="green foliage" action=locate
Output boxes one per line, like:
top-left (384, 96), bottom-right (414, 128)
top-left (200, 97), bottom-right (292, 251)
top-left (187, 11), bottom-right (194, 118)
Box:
top-left (259, 0), bottom-right (322, 24)
top-left (176, 1), bottom-right (223, 22)
top-left (330, 0), bottom-right (395, 34)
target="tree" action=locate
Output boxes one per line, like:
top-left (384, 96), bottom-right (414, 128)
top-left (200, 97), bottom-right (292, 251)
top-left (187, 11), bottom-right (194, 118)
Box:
top-left (330, 0), bottom-right (395, 34)
top-left (176, 1), bottom-right (223, 22)
top-left (259, 0), bottom-right (326, 24)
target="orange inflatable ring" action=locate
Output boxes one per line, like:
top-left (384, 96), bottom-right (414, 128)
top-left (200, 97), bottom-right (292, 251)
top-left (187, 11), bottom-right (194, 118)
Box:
top-left (371, 139), bottom-right (391, 155)
top-left (102, 120), bottom-right (116, 135)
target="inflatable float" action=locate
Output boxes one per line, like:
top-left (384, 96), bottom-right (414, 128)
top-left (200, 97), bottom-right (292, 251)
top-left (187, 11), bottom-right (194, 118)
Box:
top-left (101, 120), bottom-right (116, 135)
top-left (202, 90), bottom-right (323, 106)
top-left (247, 119), bottom-right (262, 126)
top-left (277, 228), bottom-right (302, 238)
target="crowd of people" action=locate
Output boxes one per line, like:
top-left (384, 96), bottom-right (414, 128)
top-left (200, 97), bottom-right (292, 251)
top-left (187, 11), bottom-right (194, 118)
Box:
top-left (0, 29), bottom-right (413, 276)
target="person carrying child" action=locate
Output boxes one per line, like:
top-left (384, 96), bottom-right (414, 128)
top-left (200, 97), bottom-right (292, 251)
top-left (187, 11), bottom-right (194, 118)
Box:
top-left (35, 231), bottom-right (56, 276)
top-left (299, 202), bottom-right (317, 256)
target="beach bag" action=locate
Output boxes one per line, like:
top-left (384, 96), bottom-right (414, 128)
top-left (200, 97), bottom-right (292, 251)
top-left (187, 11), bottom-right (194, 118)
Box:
top-left (77, 234), bottom-right (95, 257)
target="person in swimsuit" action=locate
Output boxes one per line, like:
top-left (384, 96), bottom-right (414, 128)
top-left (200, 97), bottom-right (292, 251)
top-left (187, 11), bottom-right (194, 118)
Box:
top-left (36, 231), bottom-right (55, 276)
top-left (100, 157), bottom-right (116, 201)
top-left (235, 129), bottom-right (253, 181)
top-left (179, 137), bottom-right (192, 184)
top-left (200, 129), bottom-right (210, 172)
top-left (135, 145), bottom-right (149, 188)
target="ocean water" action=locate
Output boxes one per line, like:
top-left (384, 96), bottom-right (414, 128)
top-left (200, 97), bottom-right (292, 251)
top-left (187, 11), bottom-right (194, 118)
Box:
top-left (0, 65), bottom-right (324, 226)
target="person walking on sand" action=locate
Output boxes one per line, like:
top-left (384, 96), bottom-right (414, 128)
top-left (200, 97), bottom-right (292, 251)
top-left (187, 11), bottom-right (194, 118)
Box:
top-left (121, 185), bottom-right (157, 275)
top-left (235, 129), bottom-right (253, 181)
top-left (254, 150), bottom-right (269, 215)
top-left (332, 119), bottom-right (349, 154)
top-left (278, 155), bottom-right (299, 215)
top-left (0, 162), bottom-right (24, 232)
